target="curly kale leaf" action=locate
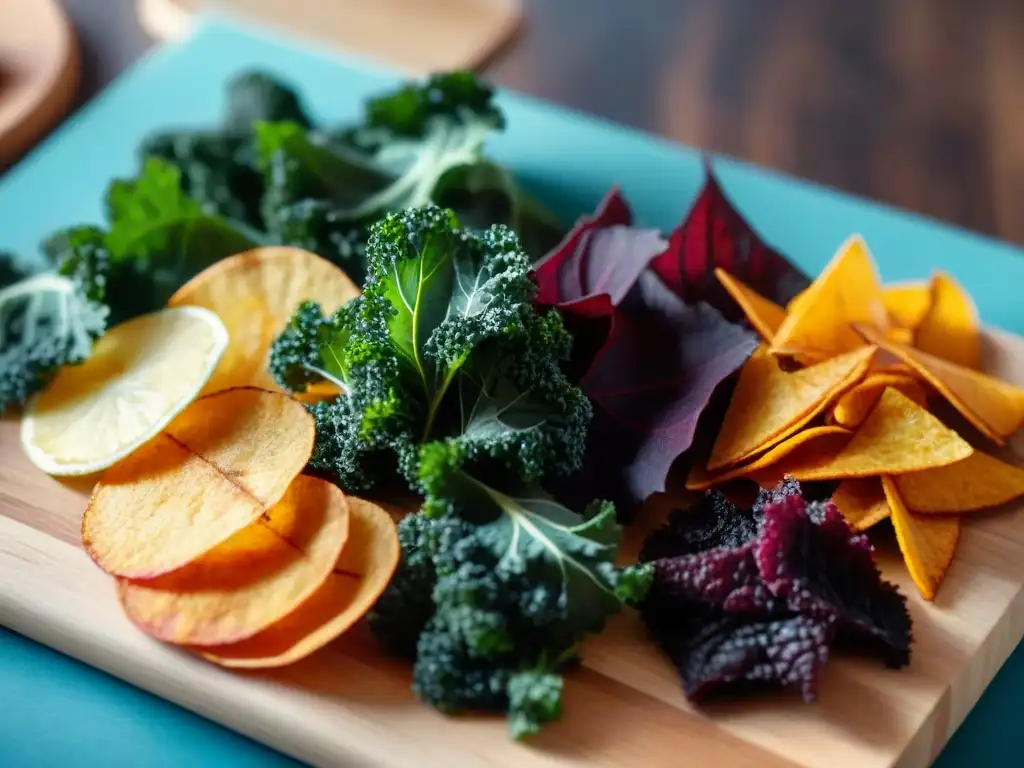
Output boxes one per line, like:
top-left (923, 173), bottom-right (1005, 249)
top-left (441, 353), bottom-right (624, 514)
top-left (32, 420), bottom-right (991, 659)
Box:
top-left (0, 273), bottom-right (108, 412)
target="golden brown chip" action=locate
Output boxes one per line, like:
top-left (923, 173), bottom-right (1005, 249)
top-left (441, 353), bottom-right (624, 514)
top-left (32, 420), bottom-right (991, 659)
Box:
top-left (713, 268), bottom-right (787, 342)
top-left (117, 475), bottom-right (349, 646)
top-left (895, 451), bottom-right (1024, 514)
top-left (914, 272), bottom-right (980, 370)
top-left (831, 372), bottom-right (927, 429)
top-left (831, 478), bottom-right (890, 532)
top-left (83, 388), bottom-right (314, 578)
top-left (167, 247), bottom-right (360, 395)
top-left (882, 282), bottom-right (931, 329)
top-left (196, 496), bottom-right (400, 668)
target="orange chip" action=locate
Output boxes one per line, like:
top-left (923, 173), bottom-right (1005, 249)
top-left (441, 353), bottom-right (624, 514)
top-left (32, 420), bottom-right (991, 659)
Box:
top-left (117, 475), bottom-right (350, 646)
top-left (83, 388), bottom-right (315, 578)
top-left (895, 451), bottom-right (1024, 514)
top-left (882, 282), bottom-right (931, 329)
top-left (713, 268), bottom-right (786, 341)
top-left (881, 475), bottom-right (959, 601)
top-left (856, 323), bottom-right (1024, 445)
top-left (707, 345), bottom-right (875, 471)
top-left (168, 247), bottom-right (360, 395)
top-left (197, 496), bottom-right (400, 668)
top-left (831, 372), bottom-right (927, 429)
top-left (769, 235), bottom-right (889, 362)
top-left (831, 478), bottom-right (890, 532)
top-left (914, 272), bottom-right (981, 370)
top-left (784, 387), bottom-right (973, 481)
top-left (686, 426), bottom-right (851, 491)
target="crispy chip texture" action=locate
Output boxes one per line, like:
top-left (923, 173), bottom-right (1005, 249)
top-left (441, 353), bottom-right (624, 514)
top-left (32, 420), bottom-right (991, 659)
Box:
top-left (895, 451), bottom-right (1024, 514)
top-left (831, 372), bottom-right (927, 429)
top-left (168, 247), bottom-right (360, 394)
top-left (785, 388), bottom-right (973, 481)
top-left (770, 235), bottom-right (889, 362)
top-left (83, 389), bottom-right (314, 578)
top-left (197, 497), bottom-right (400, 668)
top-left (914, 273), bottom-right (980, 370)
top-left (882, 282), bottom-right (931, 329)
top-left (713, 268), bottom-right (786, 341)
top-left (117, 476), bottom-right (350, 646)
top-left (832, 478), bottom-right (890, 532)
top-left (856, 323), bottom-right (1024, 444)
top-left (686, 426), bottom-right (851, 491)
top-left (708, 345), bottom-right (875, 471)
top-left (881, 475), bottom-right (959, 601)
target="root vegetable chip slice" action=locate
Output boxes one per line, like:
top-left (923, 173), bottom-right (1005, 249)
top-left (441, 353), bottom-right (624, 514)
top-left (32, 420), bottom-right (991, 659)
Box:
top-left (769, 235), bottom-right (890, 362)
top-left (708, 344), bottom-right (875, 471)
top-left (913, 272), bottom-right (981, 370)
top-left (881, 475), bottom-right (959, 601)
top-left (197, 496), bottom-right (400, 668)
top-left (882, 282), bottom-right (931, 329)
top-left (83, 388), bottom-right (314, 578)
top-left (832, 478), bottom-right (890, 532)
top-left (168, 247), bottom-right (360, 395)
top-left (713, 268), bottom-right (787, 341)
top-left (831, 372), bottom-right (927, 429)
top-left (117, 475), bottom-right (350, 646)
top-left (686, 425), bottom-right (851, 491)
top-left (785, 387), bottom-right (973, 481)
top-left (856, 323), bottom-right (1024, 445)
top-left (895, 451), bottom-right (1024, 514)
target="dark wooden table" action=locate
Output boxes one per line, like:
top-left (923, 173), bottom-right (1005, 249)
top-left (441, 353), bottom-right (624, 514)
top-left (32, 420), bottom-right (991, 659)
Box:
top-left (56, 0), bottom-right (1024, 245)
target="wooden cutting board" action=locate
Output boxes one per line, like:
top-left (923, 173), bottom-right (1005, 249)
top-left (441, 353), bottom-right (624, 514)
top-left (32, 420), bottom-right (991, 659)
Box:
top-left (1, 328), bottom-right (1023, 768)
top-left (136, 0), bottom-right (522, 72)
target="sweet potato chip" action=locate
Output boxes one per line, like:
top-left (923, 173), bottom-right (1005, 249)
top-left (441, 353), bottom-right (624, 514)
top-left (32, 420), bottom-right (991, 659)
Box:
top-left (83, 388), bottom-right (314, 578)
top-left (713, 268), bottom-right (786, 341)
top-left (881, 475), bottom-right (959, 601)
top-left (832, 478), bottom-right (890, 532)
top-left (769, 235), bottom-right (889, 362)
top-left (196, 497), bottom-right (400, 668)
top-left (686, 426), bottom-right (851, 491)
top-left (785, 387), bottom-right (973, 481)
top-left (882, 282), bottom-right (931, 329)
top-left (117, 475), bottom-right (350, 646)
top-left (856, 323), bottom-right (1024, 445)
top-left (168, 247), bottom-right (360, 395)
top-left (708, 345), bottom-right (875, 471)
top-left (831, 372), bottom-right (927, 429)
top-left (895, 451), bottom-right (1024, 514)
top-left (914, 272), bottom-right (981, 370)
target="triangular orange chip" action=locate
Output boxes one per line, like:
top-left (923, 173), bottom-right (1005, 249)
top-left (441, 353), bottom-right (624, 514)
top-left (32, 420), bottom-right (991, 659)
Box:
top-left (831, 372), bottom-right (927, 429)
top-left (832, 478), bottom-right (890, 532)
top-left (707, 345), bottom-right (876, 471)
top-left (881, 475), bottom-right (959, 601)
top-left (769, 235), bottom-right (890, 362)
top-left (784, 387), bottom-right (973, 481)
top-left (913, 272), bottom-right (981, 370)
top-left (856, 323), bottom-right (1024, 445)
top-left (714, 268), bottom-right (786, 341)
top-left (882, 281), bottom-right (931, 329)
top-left (895, 451), bottom-right (1024, 514)
top-left (686, 425), bottom-right (851, 491)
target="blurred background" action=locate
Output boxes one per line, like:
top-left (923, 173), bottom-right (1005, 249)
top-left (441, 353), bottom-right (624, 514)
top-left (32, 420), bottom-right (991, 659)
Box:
top-left (17, 0), bottom-right (1024, 243)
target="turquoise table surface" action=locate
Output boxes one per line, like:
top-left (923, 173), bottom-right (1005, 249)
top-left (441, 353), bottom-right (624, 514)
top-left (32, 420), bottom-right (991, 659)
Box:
top-left (0, 16), bottom-right (1022, 767)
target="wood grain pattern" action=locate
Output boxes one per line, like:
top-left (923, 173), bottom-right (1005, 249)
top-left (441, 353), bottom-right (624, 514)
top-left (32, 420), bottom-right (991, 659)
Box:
top-left (136, 0), bottom-right (522, 73)
top-left (2, 329), bottom-right (1024, 767)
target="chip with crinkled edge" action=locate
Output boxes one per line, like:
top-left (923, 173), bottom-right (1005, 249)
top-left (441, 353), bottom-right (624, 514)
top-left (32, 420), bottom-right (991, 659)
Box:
top-left (708, 344), bottom-right (876, 471)
top-left (831, 372), bottom-right (927, 429)
top-left (195, 496), bottom-right (400, 668)
top-left (895, 451), bottom-right (1024, 514)
top-left (913, 272), bottom-right (981, 370)
top-left (882, 282), bottom-right (931, 329)
top-left (855, 323), bottom-right (1024, 445)
top-left (769, 234), bottom-right (890, 362)
top-left (687, 425), bottom-right (851, 491)
top-left (881, 475), bottom-right (960, 601)
top-left (783, 387), bottom-right (974, 481)
top-left (832, 477), bottom-right (890, 532)
top-left (713, 268), bottom-right (786, 342)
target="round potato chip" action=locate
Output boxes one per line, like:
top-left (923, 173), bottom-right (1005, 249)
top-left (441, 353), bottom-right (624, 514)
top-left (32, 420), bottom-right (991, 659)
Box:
top-left (167, 246), bottom-right (360, 395)
top-left (83, 388), bottom-right (314, 578)
top-left (196, 496), bottom-right (400, 668)
top-left (117, 475), bottom-right (350, 646)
